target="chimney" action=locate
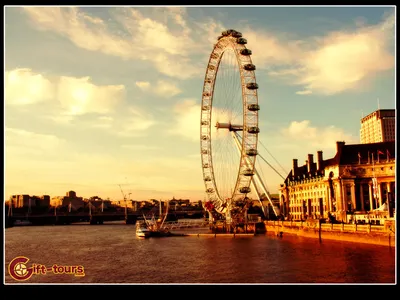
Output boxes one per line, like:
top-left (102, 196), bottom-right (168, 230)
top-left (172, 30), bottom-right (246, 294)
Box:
top-left (317, 150), bottom-right (323, 171)
top-left (307, 154), bottom-right (314, 173)
top-left (292, 159), bottom-right (298, 178)
top-left (336, 141), bottom-right (345, 154)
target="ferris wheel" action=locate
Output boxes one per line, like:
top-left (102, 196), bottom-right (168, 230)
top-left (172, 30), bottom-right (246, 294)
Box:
top-left (200, 29), bottom-right (260, 223)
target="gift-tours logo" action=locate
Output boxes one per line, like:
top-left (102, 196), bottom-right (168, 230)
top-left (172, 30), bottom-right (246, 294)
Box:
top-left (8, 256), bottom-right (85, 281)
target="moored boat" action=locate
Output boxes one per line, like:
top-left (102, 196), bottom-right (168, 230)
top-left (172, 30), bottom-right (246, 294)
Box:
top-left (13, 219), bottom-right (32, 226)
top-left (139, 200), bottom-right (176, 237)
top-left (135, 220), bottom-right (150, 238)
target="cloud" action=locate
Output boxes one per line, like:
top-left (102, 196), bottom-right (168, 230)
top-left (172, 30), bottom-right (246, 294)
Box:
top-left (5, 68), bottom-right (55, 105)
top-left (115, 106), bottom-right (156, 137)
top-left (135, 81), bottom-right (150, 90)
top-left (280, 120), bottom-right (358, 152)
top-left (44, 114), bottom-right (75, 125)
top-left (296, 90), bottom-right (312, 95)
top-left (135, 80), bottom-right (182, 98)
top-left (91, 116), bottom-right (114, 129)
top-left (5, 127), bottom-right (66, 157)
top-left (22, 7), bottom-right (205, 80)
top-left (22, 7), bottom-right (134, 58)
top-left (255, 12), bottom-right (395, 95)
top-left (5, 68), bottom-right (153, 138)
top-left (296, 22), bottom-right (394, 95)
top-left (5, 68), bottom-right (125, 116)
top-left (151, 53), bottom-right (202, 79)
top-left (244, 30), bottom-right (305, 67)
top-left (121, 144), bottom-right (159, 150)
top-left (167, 99), bottom-right (200, 142)
top-left (58, 76), bottom-right (125, 115)
top-left (153, 80), bottom-right (182, 97)
top-left (22, 7), bottom-right (394, 92)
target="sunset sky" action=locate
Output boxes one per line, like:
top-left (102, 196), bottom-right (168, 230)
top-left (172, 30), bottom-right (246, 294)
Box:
top-left (4, 6), bottom-right (396, 201)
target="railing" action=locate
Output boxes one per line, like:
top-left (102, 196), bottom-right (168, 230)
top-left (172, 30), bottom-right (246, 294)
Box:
top-left (265, 220), bottom-right (395, 234)
top-left (162, 219), bottom-right (209, 230)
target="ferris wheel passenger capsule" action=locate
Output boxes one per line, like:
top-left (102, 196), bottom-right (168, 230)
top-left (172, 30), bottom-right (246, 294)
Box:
top-left (246, 149), bottom-right (258, 156)
top-left (242, 169), bottom-right (254, 176)
top-left (247, 126), bottom-right (260, 134)
top-left (240, 49), bottom-right (252, 55)
top-left (239, 187), bottom-right (251, 194)
top-left (248, 104), bottom-right (260, 111)
top-left (232, 31), bottom-right (242, 38)
top-left (244, 64), bottom-right (256, 71)
top-left (246, 83), bottom-right (259, 90)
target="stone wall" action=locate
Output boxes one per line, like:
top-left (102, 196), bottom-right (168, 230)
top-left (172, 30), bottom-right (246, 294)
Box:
top-left (264, 220), bottom-right (395, 247)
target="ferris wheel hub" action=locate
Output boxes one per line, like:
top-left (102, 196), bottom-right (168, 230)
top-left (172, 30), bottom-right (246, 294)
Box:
top-left (215, 122), bottom-right (243, 132)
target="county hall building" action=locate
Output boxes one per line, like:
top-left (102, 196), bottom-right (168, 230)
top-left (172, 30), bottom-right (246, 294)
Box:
top-left (278, 140), bottom-right (395, 223)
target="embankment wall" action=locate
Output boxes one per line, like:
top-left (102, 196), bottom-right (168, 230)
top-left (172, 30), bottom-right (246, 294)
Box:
top-left (264, 220), bottom-right (396, 247)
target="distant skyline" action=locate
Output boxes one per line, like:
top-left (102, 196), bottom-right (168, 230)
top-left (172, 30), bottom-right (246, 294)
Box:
top-left (4, 6), bottom-right (396, 201)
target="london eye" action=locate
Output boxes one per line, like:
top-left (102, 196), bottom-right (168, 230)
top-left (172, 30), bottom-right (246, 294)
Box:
top-left (200, 29), bottom-right (261, 226)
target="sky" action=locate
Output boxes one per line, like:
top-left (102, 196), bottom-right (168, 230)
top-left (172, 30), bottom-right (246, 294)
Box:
top-left (4, 5), bottom-right (396, 202)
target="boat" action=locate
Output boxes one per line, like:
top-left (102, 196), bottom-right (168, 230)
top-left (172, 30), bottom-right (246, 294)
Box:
top-left (135, 220), bottom-right (150, 238)
top-left (13, 219), bottom-right (32, 226)
top-left (140, 200), bottom-right (175, 237)
top-left (143, 214), bottom-right (172, 237)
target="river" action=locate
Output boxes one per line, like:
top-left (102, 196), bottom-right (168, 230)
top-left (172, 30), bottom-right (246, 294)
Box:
top-left (4, 222), bottom-right (396, 284)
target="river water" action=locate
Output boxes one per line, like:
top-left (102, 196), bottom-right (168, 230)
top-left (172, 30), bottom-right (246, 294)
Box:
top-left (4, 222), bottom-right (396, 284)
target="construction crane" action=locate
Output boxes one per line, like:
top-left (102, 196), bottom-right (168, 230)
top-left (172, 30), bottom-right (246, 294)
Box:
top-left (119, 184), bottom-right (128, 221)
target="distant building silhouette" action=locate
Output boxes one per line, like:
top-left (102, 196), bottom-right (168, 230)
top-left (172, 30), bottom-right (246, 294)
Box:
top-left (51, 190), bottom-right (84, 210)
top-left (10, 194), bottom-right (50, 208)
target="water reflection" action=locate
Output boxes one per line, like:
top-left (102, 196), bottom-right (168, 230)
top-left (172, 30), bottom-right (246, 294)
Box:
top-left (5, 225), bottom-right (395, 284)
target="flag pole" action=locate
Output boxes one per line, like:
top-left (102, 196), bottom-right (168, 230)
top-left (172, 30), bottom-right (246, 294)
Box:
top-left (372, 152), bottom-right (378, 209)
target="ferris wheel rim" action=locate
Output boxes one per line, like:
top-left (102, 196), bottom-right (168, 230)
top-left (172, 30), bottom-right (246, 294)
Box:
top-left (200, 30), bottom-right (260, 215)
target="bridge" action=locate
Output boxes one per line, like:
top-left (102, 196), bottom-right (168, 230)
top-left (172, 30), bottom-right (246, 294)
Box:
top-left (5, 209), bottom-right (206, 227)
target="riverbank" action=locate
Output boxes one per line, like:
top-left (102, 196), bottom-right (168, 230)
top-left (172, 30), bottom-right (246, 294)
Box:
top-left (184, 233), bottom-right (255, 238)
top-left (264, 220), bottom-right (396, 247)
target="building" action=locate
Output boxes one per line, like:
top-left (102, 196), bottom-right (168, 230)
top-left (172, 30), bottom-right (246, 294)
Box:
top-left (10, 195), bottom-right (50, 208)
top-left (50, 190), bottom-right (84, 211)
top-left (360, 109), bottom-right (395, 144)
top-left (279, 141), bottom-right (395, 223)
